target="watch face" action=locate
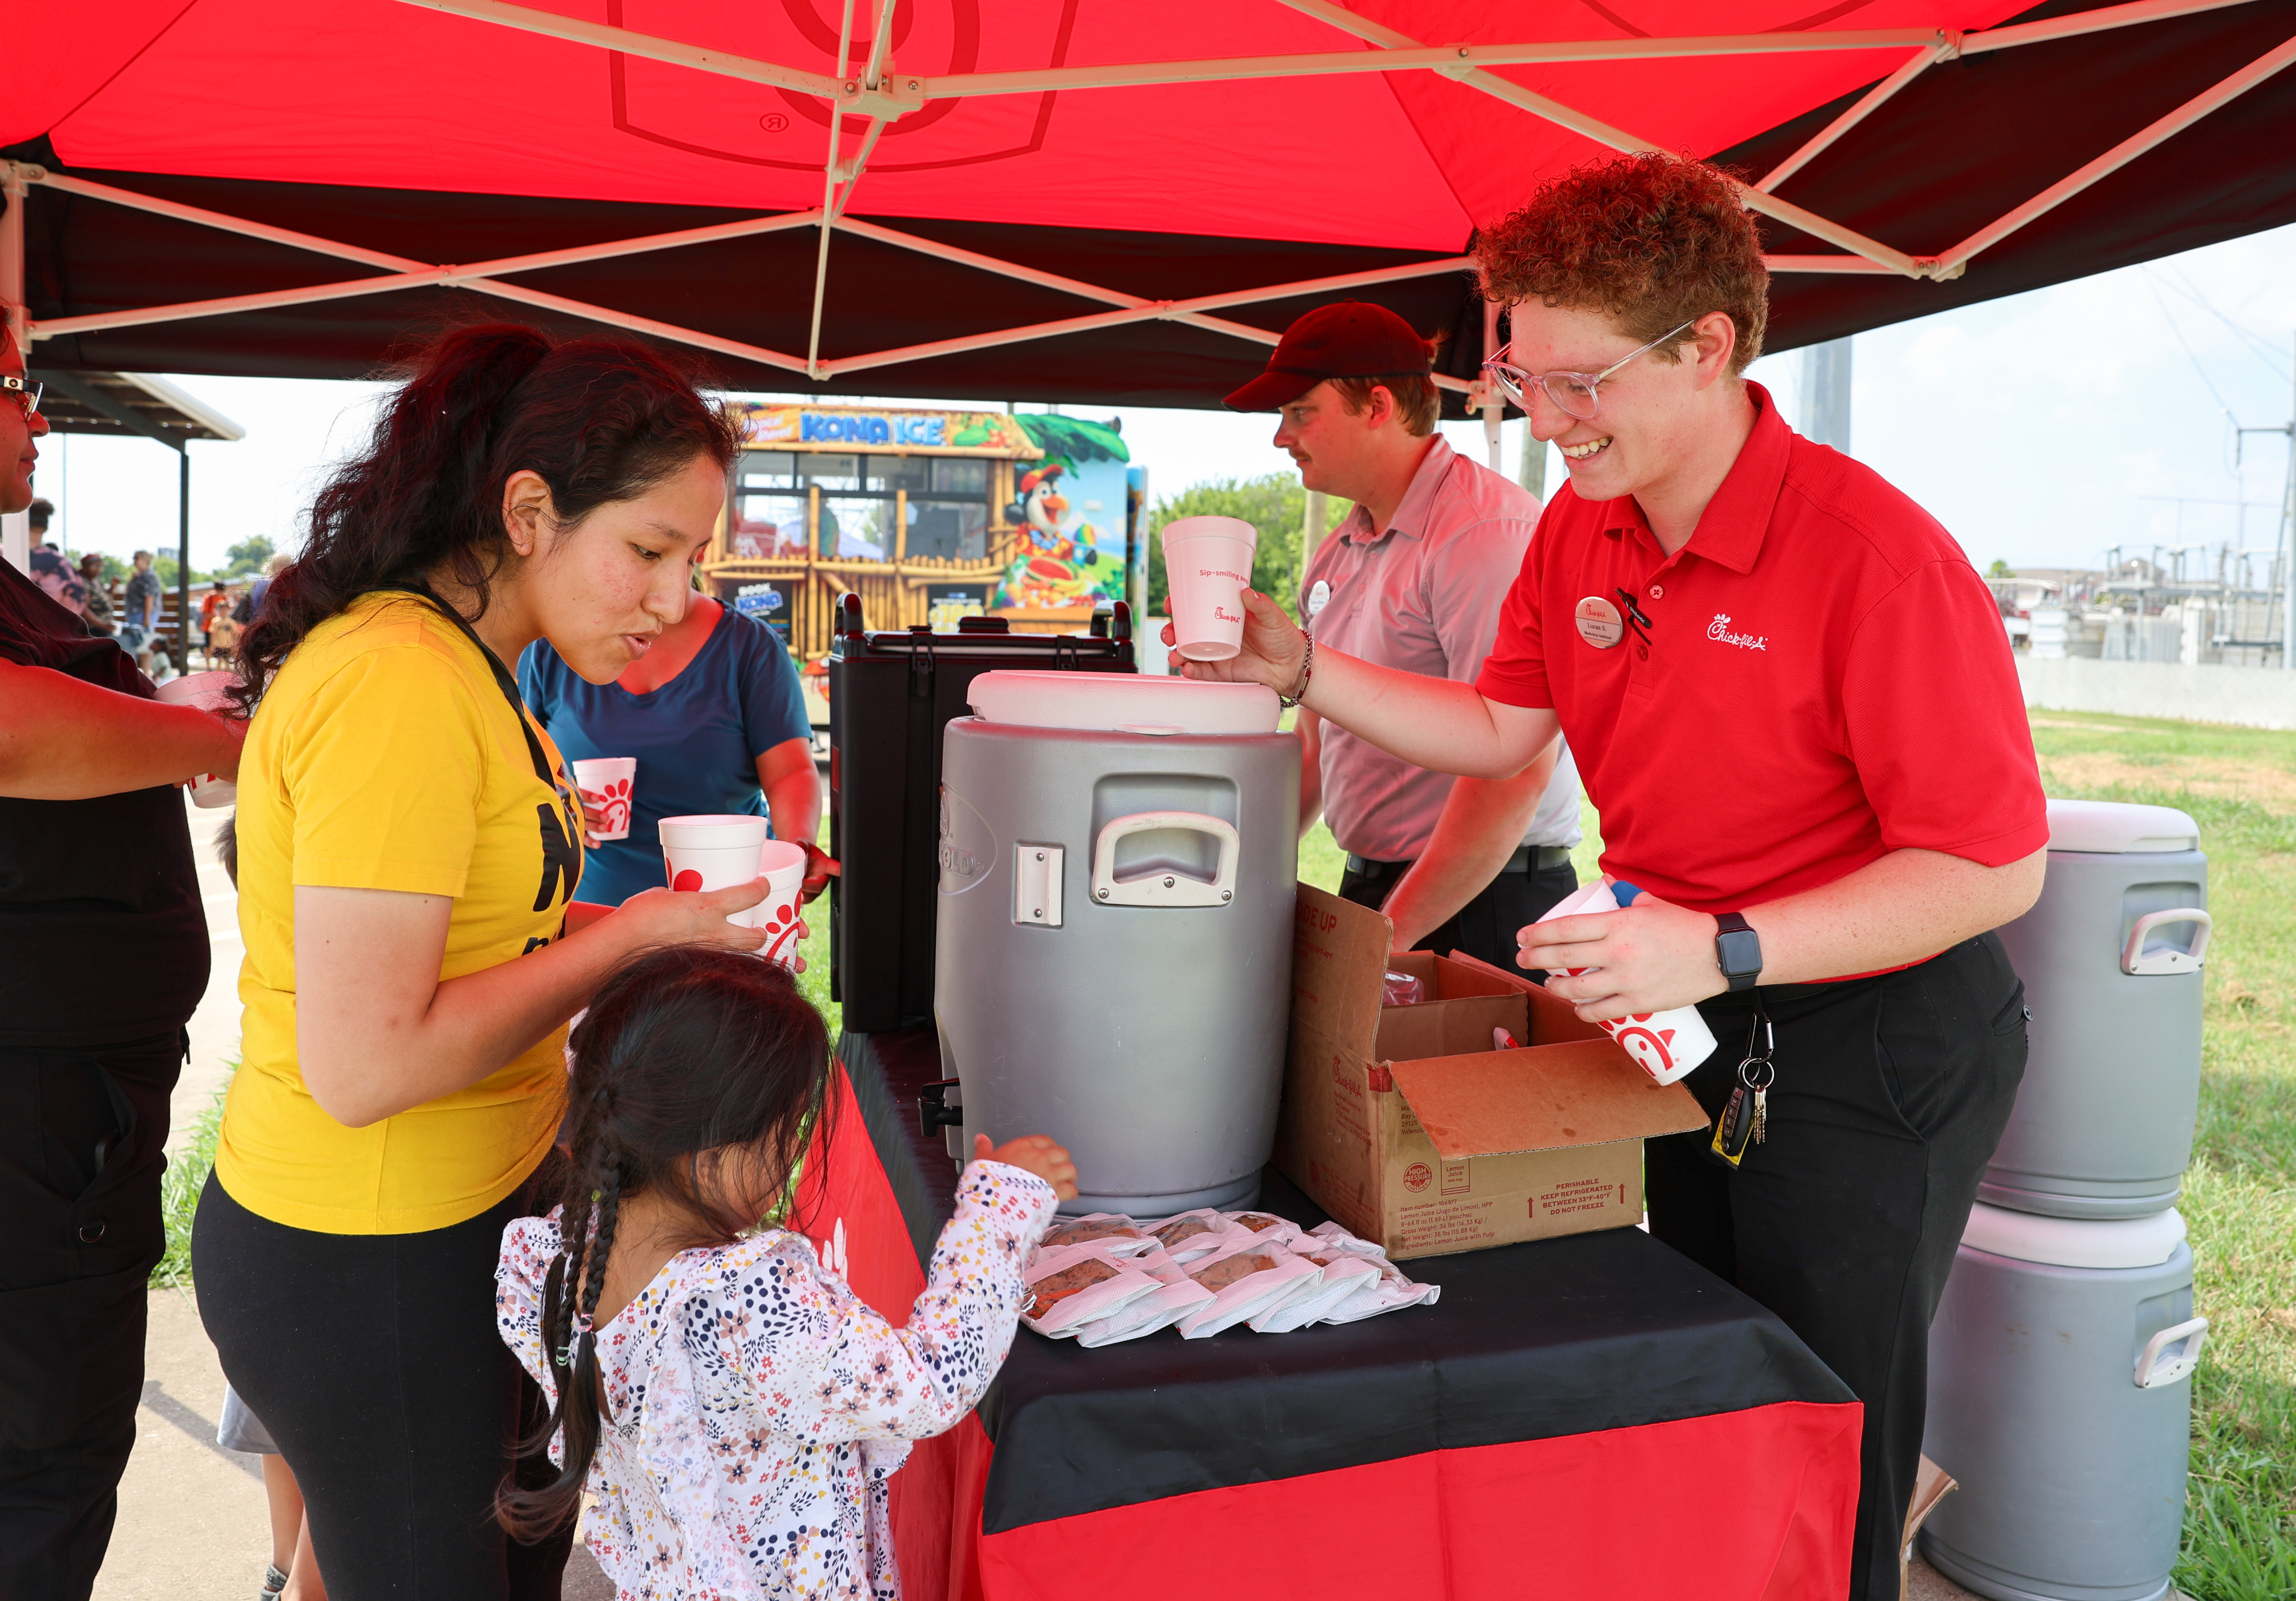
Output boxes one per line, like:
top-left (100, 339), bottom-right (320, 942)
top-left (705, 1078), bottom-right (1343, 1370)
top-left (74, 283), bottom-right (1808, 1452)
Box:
top-left (1717, 929), bottom-right (1761, 976)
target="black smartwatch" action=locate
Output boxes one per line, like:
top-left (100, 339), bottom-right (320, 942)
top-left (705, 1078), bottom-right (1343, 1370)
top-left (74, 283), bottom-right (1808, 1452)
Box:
top-left (1715, 912), bottom-right (1763, 992)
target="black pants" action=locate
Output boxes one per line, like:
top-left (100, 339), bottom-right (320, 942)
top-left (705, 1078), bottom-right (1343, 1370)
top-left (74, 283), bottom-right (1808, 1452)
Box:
top-left (0, 1029), bottom-right (184, 1601)
top-left (1337, 855), bottom-right (1579, 975)
top-left (192, 1172), bottom-right (573, 1599)
top-left (1647, 935), bottom-right (2028, 1601)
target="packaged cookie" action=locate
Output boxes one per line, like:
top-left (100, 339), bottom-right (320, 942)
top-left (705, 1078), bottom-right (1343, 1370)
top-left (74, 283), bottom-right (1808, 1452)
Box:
top-left (1037, 1213), bottom-right (1156, 1257)
top-left (1176, 1239), bottom-right (1324, 1339)
top-left (1021, 1243), bottom-right (1162, 1338)
top-left (1306, 1221), bottom-right (1389, 1259)
top-left (1076, 1276), bottom-right (1215, 1346)
top-left (1319, 1256), bottom-right (1442, 1325)
top-left (1252, 1249), bottom-right (1383, 1333)
top-left (1142, 1209), bottom-right (1229, 1264)
top-left (1222, 1210), bottom-right (1303, 1241)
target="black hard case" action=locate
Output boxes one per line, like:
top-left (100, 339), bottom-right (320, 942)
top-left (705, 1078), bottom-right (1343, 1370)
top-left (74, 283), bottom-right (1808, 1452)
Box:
top-left (827, 594), bottom-right (1135, 1033)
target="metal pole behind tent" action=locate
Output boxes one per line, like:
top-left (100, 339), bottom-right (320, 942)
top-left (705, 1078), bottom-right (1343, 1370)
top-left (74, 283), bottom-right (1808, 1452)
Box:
top-left (1799, 338), bottom-right (1854, 455)
top-left (2282, 332), bottom-right (2295, 671)
top-left (178, 449), bottom-right (190, 668)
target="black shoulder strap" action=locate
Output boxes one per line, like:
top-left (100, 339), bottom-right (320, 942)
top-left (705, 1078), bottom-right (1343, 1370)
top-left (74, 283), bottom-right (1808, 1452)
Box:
top-left (373, 586), bottom-right (559, 791)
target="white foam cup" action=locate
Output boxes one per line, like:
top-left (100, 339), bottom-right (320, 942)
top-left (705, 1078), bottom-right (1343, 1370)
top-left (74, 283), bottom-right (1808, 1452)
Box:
top-left (1541, 879), bottom-right (1718, 1086)
top-left (571, 757), bottom-right (637, 841)
top-left (754, 840), bottom-right (809, 969)
top-left (155, 672), bottom-right (240, 808)
top-left (659, 815), bottom-right (771, 930)
top-left (1161, 516), bottom-right (1259, 662)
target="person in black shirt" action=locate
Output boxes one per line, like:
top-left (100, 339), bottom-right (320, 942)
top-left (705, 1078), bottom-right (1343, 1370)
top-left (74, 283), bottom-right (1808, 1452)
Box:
top-left (0, 326), bottom-right (245, 1600)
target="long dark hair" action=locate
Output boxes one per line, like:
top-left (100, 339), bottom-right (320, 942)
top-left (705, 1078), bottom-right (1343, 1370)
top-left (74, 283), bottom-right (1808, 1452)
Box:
top-left (496, 945), bottom-right (835, 1540)
top-left (232, 323), bottom-right (739, 715)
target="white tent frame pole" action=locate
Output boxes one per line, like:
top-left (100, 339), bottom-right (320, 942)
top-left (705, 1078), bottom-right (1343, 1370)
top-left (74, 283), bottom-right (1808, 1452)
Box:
top-left (1763, 255), bottom-right (1900, 273)
top-left (388, 0), bottom-right (2270, 292)
top-left (1273, 0), bottom-right (1930, 278)
top-left (9, 165), bottom-right (1470, 383)
top-left (1959, 0), bottom-right (2262, 56)
top-left (395, 0), bottom-right (2262, 100)
top-left (803, 0), bottom-right (860, 380)
top-left (20, 0), bottom-right (2278, 385)
top-left (1932, 28), bottom-right (2296, 275)
top-left (1756, 44), bottom-right (1945, 193)
top-left (832, 214), bottom-right (1473, 321)
top-left (395, 0), bottom-right (842, 97)
top-left (2, 166), bottom-right (25, 353)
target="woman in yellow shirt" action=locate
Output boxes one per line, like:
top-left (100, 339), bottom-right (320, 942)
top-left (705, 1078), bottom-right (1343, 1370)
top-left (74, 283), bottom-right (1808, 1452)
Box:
top-left (191, 324), bottom-right (771, 1596)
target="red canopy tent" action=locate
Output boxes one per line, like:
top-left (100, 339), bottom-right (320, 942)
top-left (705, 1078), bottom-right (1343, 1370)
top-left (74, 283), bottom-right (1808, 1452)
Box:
top-left (6, 0), bottom-right (2294, 414)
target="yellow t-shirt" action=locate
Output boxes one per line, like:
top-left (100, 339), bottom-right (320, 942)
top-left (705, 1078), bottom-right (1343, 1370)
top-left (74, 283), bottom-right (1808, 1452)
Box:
top-left (218, 593), bottom-right (585, 1234)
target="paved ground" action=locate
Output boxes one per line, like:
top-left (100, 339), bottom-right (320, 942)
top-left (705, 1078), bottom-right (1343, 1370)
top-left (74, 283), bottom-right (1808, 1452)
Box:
top-left (88, 802), bottom-right (2078, 1601)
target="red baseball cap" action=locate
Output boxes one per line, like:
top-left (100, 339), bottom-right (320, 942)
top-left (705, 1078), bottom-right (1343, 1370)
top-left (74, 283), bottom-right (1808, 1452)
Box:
top-left (1223, 301), bottom-right (1435, 412)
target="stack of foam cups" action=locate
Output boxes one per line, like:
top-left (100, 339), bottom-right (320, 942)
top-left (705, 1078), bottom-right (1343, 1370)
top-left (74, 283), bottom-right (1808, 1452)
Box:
top-left (659, 815), bottom-right (809, 971)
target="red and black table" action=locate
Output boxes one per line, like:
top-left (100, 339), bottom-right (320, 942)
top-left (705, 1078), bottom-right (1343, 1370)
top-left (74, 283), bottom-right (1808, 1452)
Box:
top-left (796, 1031), bottom-right (1863, 1601)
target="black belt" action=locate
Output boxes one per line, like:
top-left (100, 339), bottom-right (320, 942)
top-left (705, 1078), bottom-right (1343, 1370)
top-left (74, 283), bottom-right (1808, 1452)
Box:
top-left (1344, 844), bottom-right (1573, 878)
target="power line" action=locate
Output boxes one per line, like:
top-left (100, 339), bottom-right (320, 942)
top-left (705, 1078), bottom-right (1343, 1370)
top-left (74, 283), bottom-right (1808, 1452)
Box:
top-left (2145, 275), bottom-right (2241, 469)
top-left (2147, 265), bottom-right (2294, 384)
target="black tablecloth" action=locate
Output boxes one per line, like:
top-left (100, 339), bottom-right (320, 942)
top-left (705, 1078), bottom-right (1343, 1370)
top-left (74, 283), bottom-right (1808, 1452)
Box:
top-left (835, 1029), bottom-right (1855, 1534)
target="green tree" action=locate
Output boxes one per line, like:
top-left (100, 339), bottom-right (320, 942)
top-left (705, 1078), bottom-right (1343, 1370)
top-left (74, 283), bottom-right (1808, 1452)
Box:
top-left (1987, 559), bottom-right (2015, 578)
top-left (153, 555), bottom-right (212, 591)
top-left (1146, 475), bottom-right (1310, 622)
top-left (224, 535), bottom-right (276, 576)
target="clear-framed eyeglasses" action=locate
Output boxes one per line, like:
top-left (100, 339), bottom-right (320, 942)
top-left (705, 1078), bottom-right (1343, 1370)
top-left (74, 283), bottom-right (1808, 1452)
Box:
top-left (1, 376), bottom-right (42, 417)
top-left (1481, 319), bottom-right (1699, 421)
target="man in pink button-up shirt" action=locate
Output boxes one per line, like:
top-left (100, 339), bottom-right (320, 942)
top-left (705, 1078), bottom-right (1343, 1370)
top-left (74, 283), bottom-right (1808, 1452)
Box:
top-left (1225, 302), bottom-right (1581, 970)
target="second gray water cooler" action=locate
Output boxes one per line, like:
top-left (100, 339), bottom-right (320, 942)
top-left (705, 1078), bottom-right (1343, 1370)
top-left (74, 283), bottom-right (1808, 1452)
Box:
top-left (934, 672), bottom-right (1299, 1216)
top-left (1922, 1204), bottom-right (2208, 1601)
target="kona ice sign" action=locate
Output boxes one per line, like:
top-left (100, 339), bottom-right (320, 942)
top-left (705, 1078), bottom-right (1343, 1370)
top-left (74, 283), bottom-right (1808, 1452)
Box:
top-left (733, 403), bottom-right (1037, 456)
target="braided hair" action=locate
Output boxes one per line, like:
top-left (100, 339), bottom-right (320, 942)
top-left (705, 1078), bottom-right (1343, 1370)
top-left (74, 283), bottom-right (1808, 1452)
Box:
top-left (497, 946), bottom-right (833, 1539)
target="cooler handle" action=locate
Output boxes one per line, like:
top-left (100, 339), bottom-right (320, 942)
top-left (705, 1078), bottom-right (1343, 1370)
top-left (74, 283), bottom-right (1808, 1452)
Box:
top-left (1091, 811), bottom-right (1239, 908)
top-left (2135, 1315), bottom-right (2208, 1389)
top-left (2122, 908), bottom-right (2212, 975)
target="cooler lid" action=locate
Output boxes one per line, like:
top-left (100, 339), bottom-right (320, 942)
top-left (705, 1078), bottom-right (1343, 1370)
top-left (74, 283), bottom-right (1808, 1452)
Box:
top-left (967, 670), bottom-right (1280, 735)
top-left (2046, 798), bottom-right (2199, 854)
top-left (1962, 1201), bottom-right (2186, 1268)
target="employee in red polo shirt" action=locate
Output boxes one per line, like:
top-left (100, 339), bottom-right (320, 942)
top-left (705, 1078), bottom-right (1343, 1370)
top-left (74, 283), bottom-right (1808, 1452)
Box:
top-left (1180, 153), bottom-right (2046, 1601)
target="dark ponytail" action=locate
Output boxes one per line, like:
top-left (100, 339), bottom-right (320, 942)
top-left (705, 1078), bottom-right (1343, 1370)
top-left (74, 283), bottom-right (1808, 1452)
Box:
top-left (497, 946), bottom-right (834, 1541)
top-left (232, 323), bottom-right (739, 716)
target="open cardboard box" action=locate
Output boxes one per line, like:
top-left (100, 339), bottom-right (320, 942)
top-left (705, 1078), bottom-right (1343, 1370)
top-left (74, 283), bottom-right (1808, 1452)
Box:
top-left (1276, 884), bottom-right (1709, 1262)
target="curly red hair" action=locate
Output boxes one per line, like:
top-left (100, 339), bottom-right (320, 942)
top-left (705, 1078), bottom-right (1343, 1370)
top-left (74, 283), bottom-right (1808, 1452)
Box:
top-left (1476, 152), bottom-right (1767, 377)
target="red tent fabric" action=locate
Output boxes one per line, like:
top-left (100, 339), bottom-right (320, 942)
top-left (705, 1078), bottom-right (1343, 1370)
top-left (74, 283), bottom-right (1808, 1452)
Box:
top-left (8, 1), bottom-right (2294, 407)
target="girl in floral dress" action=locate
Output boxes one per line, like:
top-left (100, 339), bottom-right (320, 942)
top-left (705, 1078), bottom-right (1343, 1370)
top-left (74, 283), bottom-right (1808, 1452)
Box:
top-left (495, 946), bottom-right (1076, 1598)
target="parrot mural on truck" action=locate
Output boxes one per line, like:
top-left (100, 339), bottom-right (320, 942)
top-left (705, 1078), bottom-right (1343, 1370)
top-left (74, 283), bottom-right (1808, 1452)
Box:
top-left (992, 413), bottom-right (1132, 612)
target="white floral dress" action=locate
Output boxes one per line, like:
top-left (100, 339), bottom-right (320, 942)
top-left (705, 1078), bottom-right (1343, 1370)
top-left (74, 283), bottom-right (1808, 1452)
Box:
top-left (497, 1160), bottom-right (1057, 1600)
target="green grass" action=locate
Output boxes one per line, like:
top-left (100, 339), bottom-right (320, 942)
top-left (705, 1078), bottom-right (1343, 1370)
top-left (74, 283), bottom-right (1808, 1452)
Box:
top-left (152, 1081), bottom-right (226, 1289)
top-left (2022, 710), bottom-right (2296, 1599)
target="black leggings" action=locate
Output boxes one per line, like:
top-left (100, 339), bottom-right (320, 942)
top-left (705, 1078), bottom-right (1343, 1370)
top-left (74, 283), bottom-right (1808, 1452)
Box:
top-left (192, 1172), bottom-right (573, 1599)
top-left (1647, 934), bottom-right (2028, 1601)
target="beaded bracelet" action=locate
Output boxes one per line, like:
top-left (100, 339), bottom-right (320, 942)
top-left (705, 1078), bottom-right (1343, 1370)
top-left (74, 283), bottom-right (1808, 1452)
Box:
top-left (1278, 631), bottom-right (1315, 708)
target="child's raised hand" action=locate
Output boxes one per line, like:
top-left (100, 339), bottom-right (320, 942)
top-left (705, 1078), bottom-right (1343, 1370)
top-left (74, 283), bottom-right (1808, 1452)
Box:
top-left (976, 1134), bottom-right (1078, 1201)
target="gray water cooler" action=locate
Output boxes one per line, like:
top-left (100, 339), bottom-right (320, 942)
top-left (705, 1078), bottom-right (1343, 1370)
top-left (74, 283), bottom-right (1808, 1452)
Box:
top-left (1982, 800), bottom-right (2212, 1219)
top-left (1922, 799), bottom-right (2212, 1601)
top-left (934, 672), bottom-right (1299, 1217)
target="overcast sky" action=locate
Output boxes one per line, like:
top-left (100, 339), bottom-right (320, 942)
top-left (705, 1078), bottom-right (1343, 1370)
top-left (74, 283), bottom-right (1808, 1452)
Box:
top-left (32, 219), bottom-right (2296, 579)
